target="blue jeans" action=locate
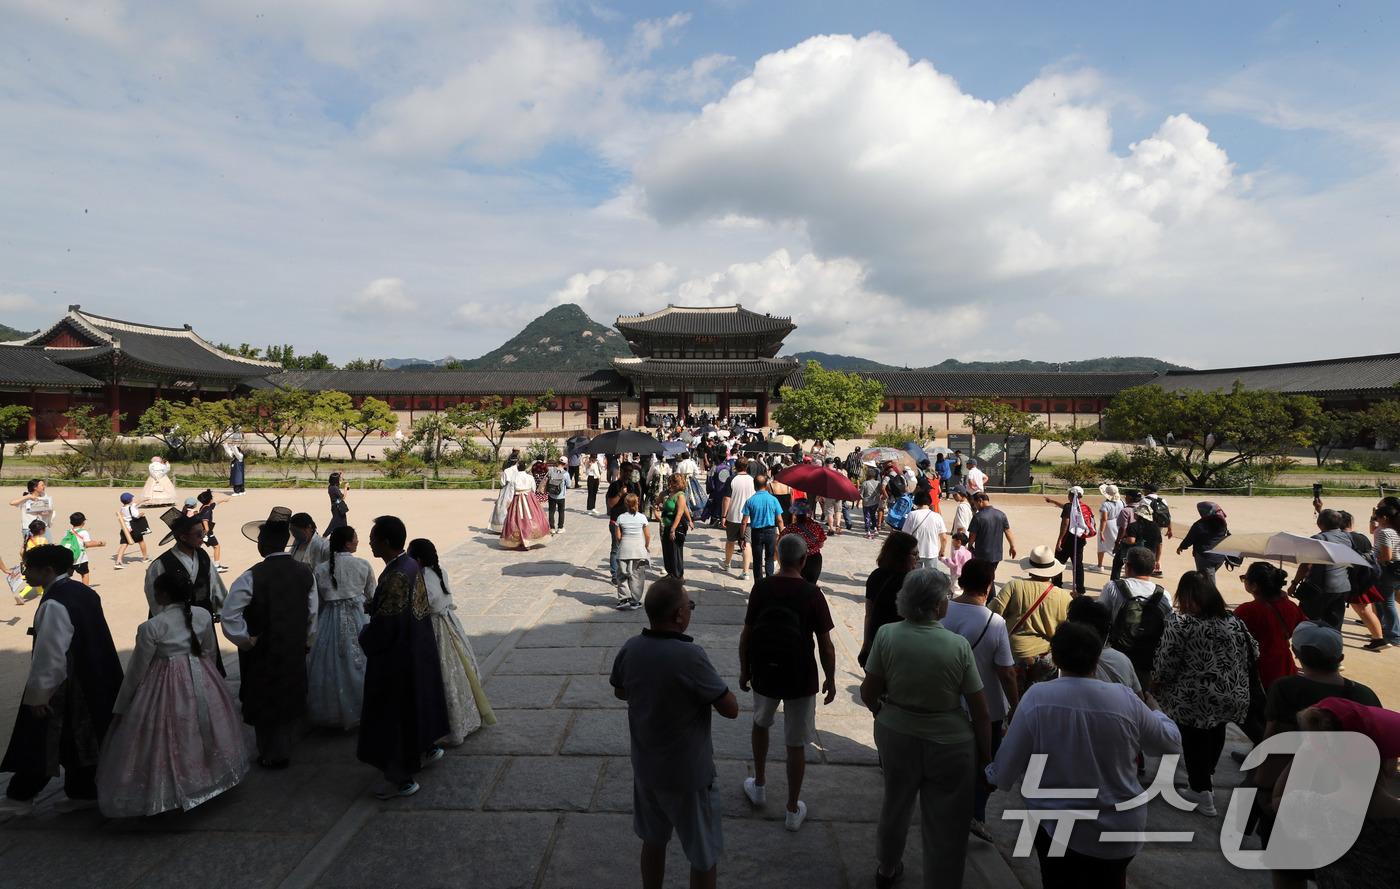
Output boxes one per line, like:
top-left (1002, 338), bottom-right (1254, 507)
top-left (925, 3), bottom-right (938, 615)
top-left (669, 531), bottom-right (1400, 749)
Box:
top-left (751, 526), bottom-right (777, 581)
top-left (1378, 571), bottom-right (1400, 645)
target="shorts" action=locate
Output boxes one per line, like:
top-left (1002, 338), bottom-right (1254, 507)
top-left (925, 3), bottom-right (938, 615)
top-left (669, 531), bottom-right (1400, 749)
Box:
top-left (633, 775), bottom-right (724, 871)
top-left (73, 561), bottom-right (89, 576)
top-left (123, 527), bottom-right (146, 544)
top-left (725, 522), bottom-right (745, 544)
top-left (204, 534), bottom-right (220, 547)
top-left (751, 693), bottom-right (817, 747)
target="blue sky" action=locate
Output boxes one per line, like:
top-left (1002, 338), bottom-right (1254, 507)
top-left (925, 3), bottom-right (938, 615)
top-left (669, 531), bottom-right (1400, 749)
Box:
top-left (1, 1), bottom-right (1396, 368)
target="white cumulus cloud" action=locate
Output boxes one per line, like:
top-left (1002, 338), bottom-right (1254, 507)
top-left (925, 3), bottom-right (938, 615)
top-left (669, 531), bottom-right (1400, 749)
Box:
top-left (346, 278), bottom-right (419, 317)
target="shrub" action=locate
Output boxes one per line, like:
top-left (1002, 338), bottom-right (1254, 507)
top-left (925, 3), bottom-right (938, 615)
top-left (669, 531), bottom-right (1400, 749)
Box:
top-left (525, 437), bottom-right (562, 465)
top-left (1051, 461), bottom-right (1102, 488)
top-left (39, 451), bottom-right (90, 479)
top-left (1094, 447), bottom-right (1182, 488)
top-left (870, 426), bottom-right (926, 449)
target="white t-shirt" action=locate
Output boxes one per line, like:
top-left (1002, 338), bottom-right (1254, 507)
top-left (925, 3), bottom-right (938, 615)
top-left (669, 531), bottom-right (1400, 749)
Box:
top-left (902, 508), bottom-right (948, 559)
top-left (725, 474), bottom-right (756, 523)
top-left (1095, 647), bottom-right (1143, 695)
top-left (20, 493), bottom-right (52, 532)
top-left (965, 468), bottom-right (987, 492)
top-left (942, 600), bottom-right (1015, 721)
top-left (676, 457), bottom-right (699, 476)
top-left (953, 501), bottom-right (973, 534)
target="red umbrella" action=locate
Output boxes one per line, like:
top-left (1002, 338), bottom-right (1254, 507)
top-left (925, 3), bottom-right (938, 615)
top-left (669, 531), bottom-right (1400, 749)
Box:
top-left (774, 464), bottom-right (858, 501)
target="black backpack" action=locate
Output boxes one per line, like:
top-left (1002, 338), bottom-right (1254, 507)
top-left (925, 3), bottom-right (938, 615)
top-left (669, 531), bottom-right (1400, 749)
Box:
top-left (885, 474), bottom-right (906, 499)
top-left (545, 471), bottom-right (565, 497)
top-left (1108, 582), bottom-right (1168, 673)
top-left (1346, 532), bottom-right (1382, 594)
top-left (747, 587), bottom-right (815, 699)
top-left (1149, 497), bottom-right (1172, 529)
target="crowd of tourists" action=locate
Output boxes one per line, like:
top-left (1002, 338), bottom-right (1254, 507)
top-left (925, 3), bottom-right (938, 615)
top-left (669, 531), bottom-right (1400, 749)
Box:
top-left (2, 483), bottom-right (496, 820)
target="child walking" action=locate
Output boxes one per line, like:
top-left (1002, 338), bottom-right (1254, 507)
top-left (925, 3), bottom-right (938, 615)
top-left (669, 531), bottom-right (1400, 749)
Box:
top-left (61, 512), bottom-right (104, 586)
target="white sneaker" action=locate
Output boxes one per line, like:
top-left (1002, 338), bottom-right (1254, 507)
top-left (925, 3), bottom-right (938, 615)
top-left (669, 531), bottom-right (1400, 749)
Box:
top-left (784, 800), bottom-right (807, 831)
top-left (558, 528), bottom-right (565, 534)
top-left (738, 571), bottom-right (750, 581)
top-left (743, 777), bottom-right (765, 806)
top-left (1177, 787), bottom-right (1216, 816)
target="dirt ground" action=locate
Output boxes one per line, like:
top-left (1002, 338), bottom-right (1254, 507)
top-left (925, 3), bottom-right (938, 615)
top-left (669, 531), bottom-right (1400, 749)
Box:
top-left (2, 483), bottom-right (1396, 714)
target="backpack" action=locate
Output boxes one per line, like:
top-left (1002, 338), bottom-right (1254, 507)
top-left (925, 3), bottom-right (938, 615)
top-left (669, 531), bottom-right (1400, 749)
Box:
top-left (747, 586), bottom-right (815, 699)
top-left (1149, 497), bottom-right (1172, 529)
top-left (885, 493), bottom-right (914, 530)
top-left (1072, 501), bottom-right (1096, 538)
top-left (545, 474), bottom-right (564, 497)
top-left (885, 474), bottom-right (906, 499)
top-left (1346, 532), bottom-right (1383, 594)
top-left (1108, 582), bottom-right (1168, 673)
top-left (60, 529), bottom-right (84, 562)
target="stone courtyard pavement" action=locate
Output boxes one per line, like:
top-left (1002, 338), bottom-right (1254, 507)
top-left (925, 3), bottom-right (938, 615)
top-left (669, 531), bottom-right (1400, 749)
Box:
top-left (0, 500), bottom-right (1274, 889)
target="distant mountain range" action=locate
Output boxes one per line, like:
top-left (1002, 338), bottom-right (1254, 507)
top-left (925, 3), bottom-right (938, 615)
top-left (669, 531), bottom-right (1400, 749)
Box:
top-left (373, 310), bottom-right (1190, 374)
top-left (787, 351), bottom-right (1191, 374)
top-left (0, 324), bottom-right (34, 343)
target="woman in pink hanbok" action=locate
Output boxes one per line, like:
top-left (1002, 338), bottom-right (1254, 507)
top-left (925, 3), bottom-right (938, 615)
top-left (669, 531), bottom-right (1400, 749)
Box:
top-left (96, 572), bottom-right (249, 817)
top-left (501, 462), bottom-right (550, 549)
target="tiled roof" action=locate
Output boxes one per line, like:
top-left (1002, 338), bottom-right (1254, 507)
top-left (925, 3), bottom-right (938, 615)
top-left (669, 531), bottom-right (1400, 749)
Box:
top-left (614, 305), bottom-right (796, 337)
top-left (25, 307), bottom-right (283, 379)
top-left (0, 347), bottom-right (102, 388)
top-left (611, 357), bottom-right (800, 380)
top-left (270, 369), bottom-right (630, 396)
top-left (1157, 353), bottom-right (1400, 397)
top-left (780, 368), bottom-right (1160, 397)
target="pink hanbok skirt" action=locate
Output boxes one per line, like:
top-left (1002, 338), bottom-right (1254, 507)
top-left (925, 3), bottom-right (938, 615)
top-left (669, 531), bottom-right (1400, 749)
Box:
top-left (501, 492), bottom-right (550, 549)
top-left (96, 655), bottom-right (250, 818)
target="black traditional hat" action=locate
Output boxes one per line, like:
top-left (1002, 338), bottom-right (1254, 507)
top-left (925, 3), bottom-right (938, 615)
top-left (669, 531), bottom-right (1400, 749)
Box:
top-left (159, 507), bottom-right (202, 546)
top-left (242, 506), bottom-right (293, 542)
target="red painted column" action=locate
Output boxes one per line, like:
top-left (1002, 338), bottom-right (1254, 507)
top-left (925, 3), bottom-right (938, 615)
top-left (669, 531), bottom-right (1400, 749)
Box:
top-left (27, 390), bottom-right (36, 440)
top-left (108, 381), bottom-right (121, 434)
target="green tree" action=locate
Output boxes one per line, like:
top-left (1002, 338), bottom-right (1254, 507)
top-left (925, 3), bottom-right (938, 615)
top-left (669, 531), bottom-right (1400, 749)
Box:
top-left (404, 414), bottom-right (459, 479)
top-left (0, 405), bottom-right (31, 476)
top-left (1102, 382), bottom-right (1323, 487)
top-left (440, 360), bottom-right (465, 370)
top-left (137, 399), bottom-right (192, 459)
top-left (447, 393), bottom-right (553, 463)
top-left (771, 361), bottom-right (885, 444)
top-left (57, 405), bottom-right (128, 477)
top-left (954, 398), bottom-right (1037, 438)
top-left (229, 388), bottom-right (314, 458)
top-left (1363, 397), bottom-right (1400, 453)
top-left (216, 343), bottom-right (263, 359)
top-left (343, 357), bottom-right (385, 371)
top-left (1304, 409), bottom-right (1362, 467)
top-left (317, 392), bottom-right (397, 461)
top-left (1049, 418), bottom-right (1100, 464)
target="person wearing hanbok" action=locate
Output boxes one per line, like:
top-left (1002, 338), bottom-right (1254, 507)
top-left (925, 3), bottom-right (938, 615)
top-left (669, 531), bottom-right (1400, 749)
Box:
top-left (488, 460), bottom-right (517, 533)
top-left (306, 526), bottom-right (375, 729)
top-left (224, 441), bottom-right (246, 495)
top-left (408, 539), bottom-right (495, 745)
top-left (141, 456), bottom-right (178, 507)
top-left (324, 473), bottom-right (349, 538)
top-left (501, 462), bottom-right (550, 549)
top-left (96, 572), bottom-right (249, 817)
top-left (359, 516), bottom-right (451, 799)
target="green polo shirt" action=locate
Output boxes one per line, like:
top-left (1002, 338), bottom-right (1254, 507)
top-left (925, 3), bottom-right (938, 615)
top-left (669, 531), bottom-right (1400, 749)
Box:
top-left (866, 619), bottom-right (982, 743)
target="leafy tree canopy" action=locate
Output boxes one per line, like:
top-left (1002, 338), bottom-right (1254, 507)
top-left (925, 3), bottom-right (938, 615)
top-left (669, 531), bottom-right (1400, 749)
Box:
top-left (772, 361), bottom-right (884, 444)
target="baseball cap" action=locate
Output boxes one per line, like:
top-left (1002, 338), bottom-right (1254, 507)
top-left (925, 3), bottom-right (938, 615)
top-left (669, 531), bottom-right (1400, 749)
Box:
top-left (1291, 621), bottom-right (1343, 659)
top-left (184, 497), bottom-right (198, 507)
top-left (120, 493), bottom-right (133, 503)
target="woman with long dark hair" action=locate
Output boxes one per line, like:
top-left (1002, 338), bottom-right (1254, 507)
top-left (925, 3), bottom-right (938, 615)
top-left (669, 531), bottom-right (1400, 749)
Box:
top-left (1152, 571), bottom-right (1258, 816)
top-left (408, 538), bottom-right (495, 744)
top-left (306, 526), bottom-right (375, 729)
top-left (325, 472), bottom-right (349, 537)
top-left (859, 530), bottom-right (918, 668)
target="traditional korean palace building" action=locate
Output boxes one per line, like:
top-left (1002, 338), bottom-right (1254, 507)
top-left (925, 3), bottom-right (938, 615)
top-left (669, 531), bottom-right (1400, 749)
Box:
top-left (2, 304), bottom-right (1398, 440)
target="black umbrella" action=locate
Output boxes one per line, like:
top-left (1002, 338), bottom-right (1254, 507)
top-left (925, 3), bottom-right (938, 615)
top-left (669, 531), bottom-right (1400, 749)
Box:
top-left (565, 433), bottom-right (591, 455)
top-left (583, 429), bottom-right (665, 455)
top-left (740, 439), bottom-right (793, 455)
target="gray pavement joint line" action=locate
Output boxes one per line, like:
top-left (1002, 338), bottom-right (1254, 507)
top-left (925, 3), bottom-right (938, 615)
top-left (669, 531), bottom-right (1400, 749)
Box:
top-left (531, 814), bottom-right (566, 889)
top-left (586, 755), bottom-right (612, 813)
top-left (275, 794), bottom-right (378, 889)
top-left (823, 821), bottom-right (854, 889)
top-left (478, 586), bottom-right (566, 681)
top-left (475, 757), bottom-right (513, 813)
top-left (553, 710), bottom-right (580, 757)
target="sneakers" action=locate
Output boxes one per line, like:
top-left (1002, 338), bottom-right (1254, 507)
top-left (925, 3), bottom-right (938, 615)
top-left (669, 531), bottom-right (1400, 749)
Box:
top-left (557, 527), bottom-right (565, 534)
top-left (614, 600), bottom-right (633, 610)
top-left (627, 600), bottom-right (643, 611)
top-left (1362, 638), bottom-right (1395, 651)
top-left (216, 565), bottom-right (228, 573)
top-left (1177, 787), bottom-right (1216, 816)
top-left (784, 800), bottom-right (807, 831)
top-left (372, 780), bottom-right (420, 800)
top-left (743, 777), bottom-right (765, 806)
top-left (738, 571), bottom-right (750, 581)
top-left (422, 747), bottom-right (445, 767)
top-left (112, 562), bottom-right (125, 570)
top-left (53, 797), bottom-right (98, 813)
